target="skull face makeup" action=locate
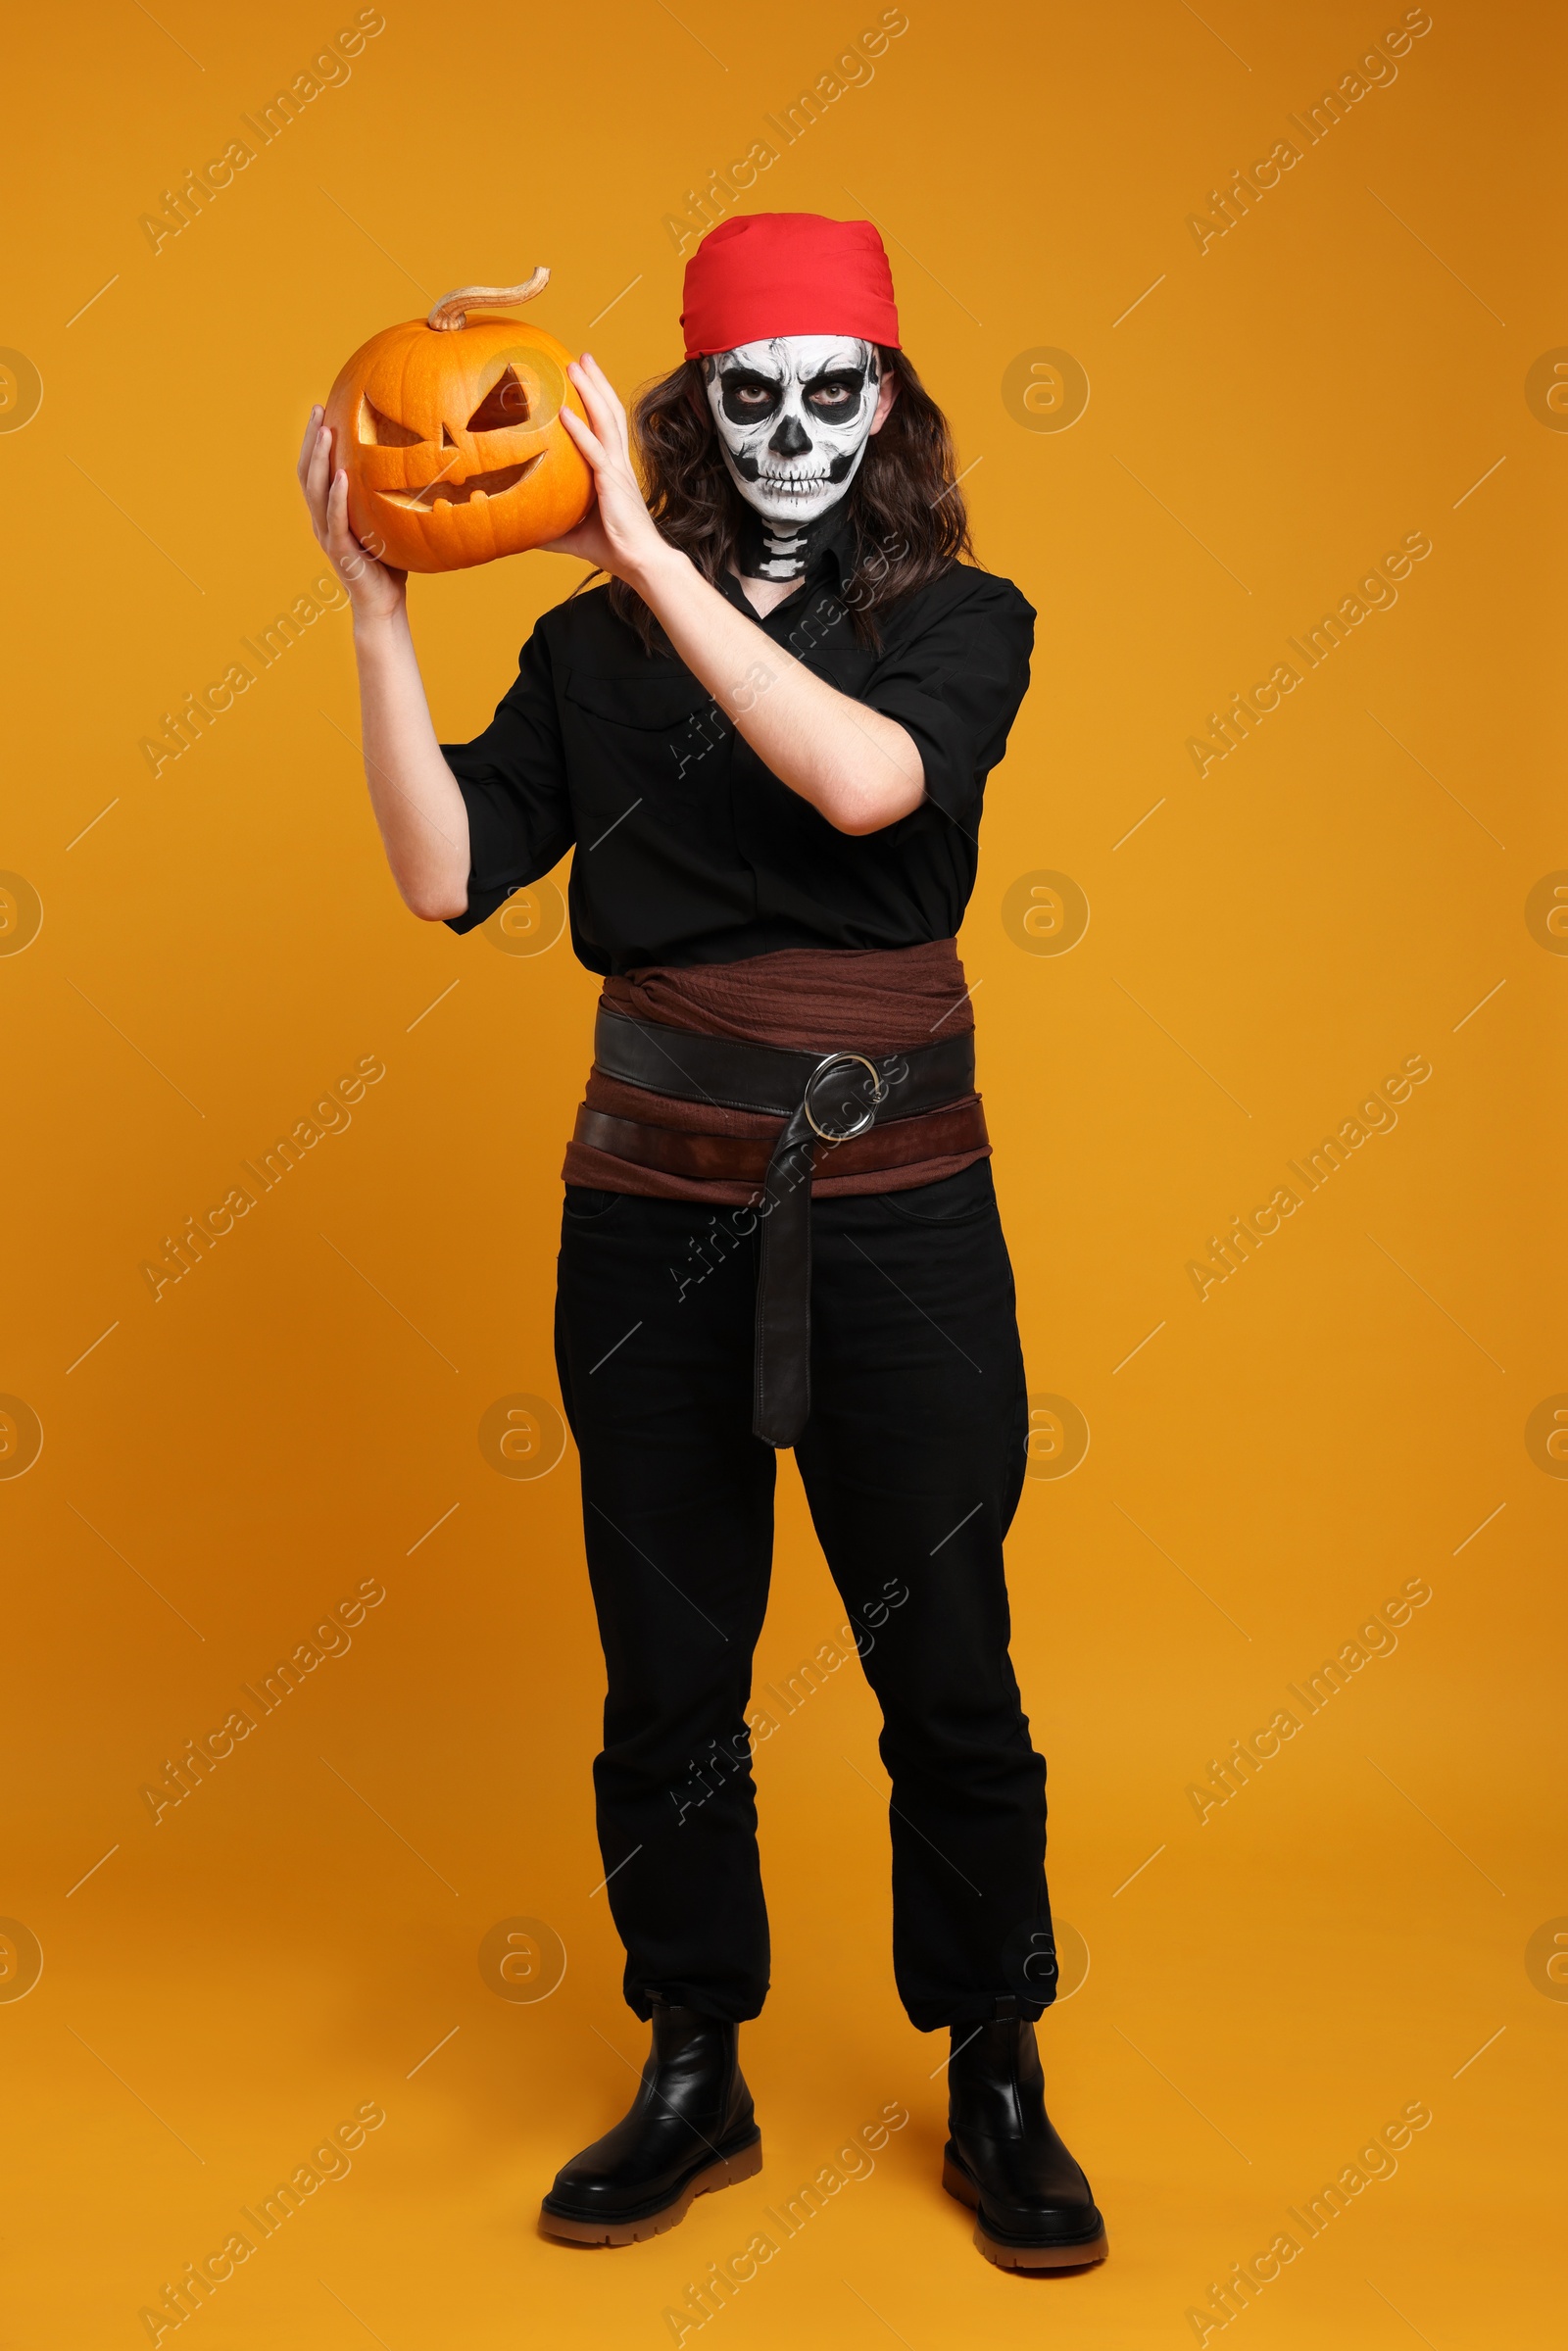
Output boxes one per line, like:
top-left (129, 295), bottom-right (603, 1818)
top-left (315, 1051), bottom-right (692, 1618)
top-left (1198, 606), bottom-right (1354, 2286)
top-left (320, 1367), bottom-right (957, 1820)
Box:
top-left (703, 335), bottom-right (883, 580)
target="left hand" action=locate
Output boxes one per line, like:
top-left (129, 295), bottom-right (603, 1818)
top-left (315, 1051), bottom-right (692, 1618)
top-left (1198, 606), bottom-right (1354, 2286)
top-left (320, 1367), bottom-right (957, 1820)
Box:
top-left (545, 354), bottom-right (675, 587)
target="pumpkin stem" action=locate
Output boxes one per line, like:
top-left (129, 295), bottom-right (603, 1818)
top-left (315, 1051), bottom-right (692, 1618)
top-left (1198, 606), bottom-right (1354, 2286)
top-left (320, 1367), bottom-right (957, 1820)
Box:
top-left (425, 269), bottom-right (551, 331)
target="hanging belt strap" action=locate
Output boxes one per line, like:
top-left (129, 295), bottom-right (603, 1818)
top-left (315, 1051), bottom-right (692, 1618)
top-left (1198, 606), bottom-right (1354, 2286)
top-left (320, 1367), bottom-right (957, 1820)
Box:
top-left (590, 1005), bottom-right (977, 1447)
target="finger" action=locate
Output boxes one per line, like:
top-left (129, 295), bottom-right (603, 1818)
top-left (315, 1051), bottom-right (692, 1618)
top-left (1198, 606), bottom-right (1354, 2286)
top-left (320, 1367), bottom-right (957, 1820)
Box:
top-left (304, 422), bottom-right (335, 529)
top-left (305, 425), bottom-right (336, 531)
top-left (576, 354), bottom-right (629, 457)
top-left (558, 400), bottom-right (612, 475)
top-left (566, 359), bottom-right (623, 456)
top-left (324, 466), bottom-right (364, 570)
top-left (578, 351), bottom-right (622, 411)
top-left (564, 389), bottom-right (635, 497)
top-left (577, 353), bottom-right (632, 460)
top-left (295, 405), bottom-right (324, 488)
top-left (300, 420), bottom-right (331, 529)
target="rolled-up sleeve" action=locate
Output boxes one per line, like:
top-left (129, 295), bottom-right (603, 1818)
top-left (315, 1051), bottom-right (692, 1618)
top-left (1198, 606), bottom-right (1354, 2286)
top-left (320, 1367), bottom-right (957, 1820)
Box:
top-left (441, 621), bottom-right (574, 935)
top-left (858, 574), bottom-right (1036, 830)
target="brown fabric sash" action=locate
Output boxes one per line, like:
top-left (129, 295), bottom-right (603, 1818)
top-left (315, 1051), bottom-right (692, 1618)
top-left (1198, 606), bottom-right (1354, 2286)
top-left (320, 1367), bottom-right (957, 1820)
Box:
top-left (572, 1099), bottom-right (989, 1186)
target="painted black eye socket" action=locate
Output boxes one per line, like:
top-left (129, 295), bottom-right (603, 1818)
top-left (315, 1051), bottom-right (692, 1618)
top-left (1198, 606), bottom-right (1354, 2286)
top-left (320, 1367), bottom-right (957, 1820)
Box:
top-left (806, 375), bottom-right (864, 412)
top-left (718, 373), bottom-right (783, 425)
top-left (466, 367), bottom-right (531, 432)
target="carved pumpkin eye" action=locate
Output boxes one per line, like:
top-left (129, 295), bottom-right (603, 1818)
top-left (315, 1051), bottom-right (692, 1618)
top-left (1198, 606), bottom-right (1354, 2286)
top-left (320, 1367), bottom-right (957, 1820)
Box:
top-left (466, 367), bottom-right (531, 432)
top-left (358, 397), bottom-right (424, 448)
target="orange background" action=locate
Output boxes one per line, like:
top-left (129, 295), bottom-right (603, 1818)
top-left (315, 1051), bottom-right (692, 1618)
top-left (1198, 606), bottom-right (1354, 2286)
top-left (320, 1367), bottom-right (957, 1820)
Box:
top-left (2, 1), bottom-right (1562, 2344)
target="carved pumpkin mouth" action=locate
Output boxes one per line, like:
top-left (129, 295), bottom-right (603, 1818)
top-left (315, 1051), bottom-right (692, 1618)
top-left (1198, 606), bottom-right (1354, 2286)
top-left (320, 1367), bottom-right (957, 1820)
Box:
top-left (377, 455), bottom-right (543, 512)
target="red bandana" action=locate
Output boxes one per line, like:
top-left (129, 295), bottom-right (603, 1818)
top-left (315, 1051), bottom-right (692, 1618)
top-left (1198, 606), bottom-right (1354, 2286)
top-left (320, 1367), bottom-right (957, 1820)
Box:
top-left (681, 213), bottom-right (901, 358)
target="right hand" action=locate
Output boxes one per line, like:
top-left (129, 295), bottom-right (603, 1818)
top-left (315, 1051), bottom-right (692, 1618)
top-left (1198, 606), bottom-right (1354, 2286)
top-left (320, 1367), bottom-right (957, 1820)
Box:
top-left (545, 354), bottom-right (674, 592)
top-left (296, 407), bottom-right (407, 622)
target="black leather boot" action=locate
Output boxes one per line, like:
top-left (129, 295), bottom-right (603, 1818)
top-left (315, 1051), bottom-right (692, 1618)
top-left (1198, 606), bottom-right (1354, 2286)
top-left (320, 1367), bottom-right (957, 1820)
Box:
top-left (944, 2009), bottom-right (1107, 2269)
top-left (539, 1997), bottom-right (761, 2245)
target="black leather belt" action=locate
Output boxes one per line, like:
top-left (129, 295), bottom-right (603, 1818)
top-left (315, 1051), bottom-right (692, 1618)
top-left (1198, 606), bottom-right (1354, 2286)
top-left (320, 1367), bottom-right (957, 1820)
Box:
top-left (591, 1004), bottom-right (977, 1448)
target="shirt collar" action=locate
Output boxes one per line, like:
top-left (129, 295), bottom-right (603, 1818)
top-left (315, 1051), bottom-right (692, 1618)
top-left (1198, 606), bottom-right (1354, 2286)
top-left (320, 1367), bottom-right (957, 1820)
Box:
top-left (809, 499), bottom-right (859, 591)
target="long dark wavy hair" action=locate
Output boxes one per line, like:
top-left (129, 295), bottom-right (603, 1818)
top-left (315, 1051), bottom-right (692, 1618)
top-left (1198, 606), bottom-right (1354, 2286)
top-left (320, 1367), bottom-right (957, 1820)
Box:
top-left (600, 347), bottom-right (973, 651)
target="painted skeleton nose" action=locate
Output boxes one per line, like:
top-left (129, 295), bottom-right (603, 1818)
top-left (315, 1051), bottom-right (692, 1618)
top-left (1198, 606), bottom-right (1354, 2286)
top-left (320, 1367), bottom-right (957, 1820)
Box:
top-left (768, 411), bottom-right (812, 459)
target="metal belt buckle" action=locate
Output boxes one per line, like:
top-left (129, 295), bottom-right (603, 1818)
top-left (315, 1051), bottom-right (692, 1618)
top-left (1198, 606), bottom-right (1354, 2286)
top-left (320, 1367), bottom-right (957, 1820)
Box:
top-left (804, 1052), bottom-right (887, 1144)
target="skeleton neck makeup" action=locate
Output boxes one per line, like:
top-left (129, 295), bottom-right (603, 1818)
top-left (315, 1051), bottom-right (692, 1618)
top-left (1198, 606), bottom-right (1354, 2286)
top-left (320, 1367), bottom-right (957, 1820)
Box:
top-left (703, 336), bottom-right (882, 581)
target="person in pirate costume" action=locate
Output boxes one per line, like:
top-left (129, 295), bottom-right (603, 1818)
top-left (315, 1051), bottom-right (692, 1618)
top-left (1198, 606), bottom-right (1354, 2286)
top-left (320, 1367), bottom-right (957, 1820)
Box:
top-left (298, 212), bottom-right (1107, 2273)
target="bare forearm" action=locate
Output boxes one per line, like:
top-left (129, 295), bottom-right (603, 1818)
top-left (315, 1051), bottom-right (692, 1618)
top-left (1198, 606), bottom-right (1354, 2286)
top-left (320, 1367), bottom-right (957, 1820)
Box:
top-left (353, 611), bottom-right (471, 919)
top-left (636, 549), bottom-right (924, 835)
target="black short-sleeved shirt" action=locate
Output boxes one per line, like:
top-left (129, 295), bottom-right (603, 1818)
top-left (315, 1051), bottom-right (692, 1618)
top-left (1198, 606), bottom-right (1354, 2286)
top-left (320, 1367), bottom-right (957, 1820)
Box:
top-left (440, 511), bottom-right (1035, 974)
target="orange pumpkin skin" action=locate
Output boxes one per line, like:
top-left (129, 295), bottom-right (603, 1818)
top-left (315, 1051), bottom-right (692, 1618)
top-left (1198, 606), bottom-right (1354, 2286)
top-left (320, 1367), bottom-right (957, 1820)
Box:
top-left (322, 314), bottom-right (593, 572)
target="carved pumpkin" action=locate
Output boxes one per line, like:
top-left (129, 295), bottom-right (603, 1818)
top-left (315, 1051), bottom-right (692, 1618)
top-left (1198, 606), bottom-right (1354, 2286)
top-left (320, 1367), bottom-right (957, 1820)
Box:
top-left (322, 270), bottom-right (592, 571)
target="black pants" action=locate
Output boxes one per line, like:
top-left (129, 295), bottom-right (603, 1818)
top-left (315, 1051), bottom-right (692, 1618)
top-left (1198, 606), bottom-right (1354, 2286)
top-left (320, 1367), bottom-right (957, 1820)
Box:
top-left (553, 1157), bottom-right (1054, 2033)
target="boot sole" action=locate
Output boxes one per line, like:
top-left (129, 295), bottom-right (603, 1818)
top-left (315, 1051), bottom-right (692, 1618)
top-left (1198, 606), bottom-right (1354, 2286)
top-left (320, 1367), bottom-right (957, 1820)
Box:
top-left (942, 2150), bottom-right (1108, 2270)
top-left (540, 2134), bottom-right (762, 2246)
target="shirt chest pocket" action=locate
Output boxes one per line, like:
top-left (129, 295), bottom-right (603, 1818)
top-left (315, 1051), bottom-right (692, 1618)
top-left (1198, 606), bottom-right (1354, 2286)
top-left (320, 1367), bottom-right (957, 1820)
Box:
top-left (562, 670), bottom-right (728, 800)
